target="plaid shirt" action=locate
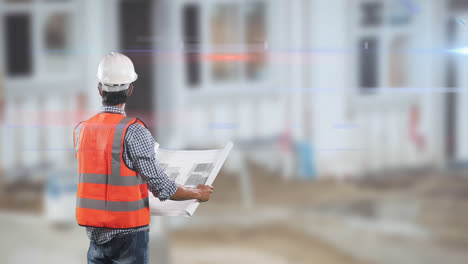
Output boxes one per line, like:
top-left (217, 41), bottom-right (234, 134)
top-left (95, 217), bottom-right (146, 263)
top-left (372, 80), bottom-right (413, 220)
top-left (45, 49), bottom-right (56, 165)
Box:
top-left (82, 106), bottom-right (178, 244)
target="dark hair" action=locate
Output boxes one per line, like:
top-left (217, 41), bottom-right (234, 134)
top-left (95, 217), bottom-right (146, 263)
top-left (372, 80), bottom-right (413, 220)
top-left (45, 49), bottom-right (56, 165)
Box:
top-left (101, 87), bottom-right (131, 106)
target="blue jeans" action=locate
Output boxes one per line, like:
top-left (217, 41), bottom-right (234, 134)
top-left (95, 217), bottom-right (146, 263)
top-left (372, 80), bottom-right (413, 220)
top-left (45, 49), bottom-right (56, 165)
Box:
top-left (87, 230), bottom-right (149, 264)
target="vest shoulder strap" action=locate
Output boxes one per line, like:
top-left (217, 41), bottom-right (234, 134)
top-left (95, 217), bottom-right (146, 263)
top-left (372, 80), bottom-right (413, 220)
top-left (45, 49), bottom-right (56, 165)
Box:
top-left (135, 118), bottom-right (147, 128)
top-left (73, 121), bottom-right (85, 157)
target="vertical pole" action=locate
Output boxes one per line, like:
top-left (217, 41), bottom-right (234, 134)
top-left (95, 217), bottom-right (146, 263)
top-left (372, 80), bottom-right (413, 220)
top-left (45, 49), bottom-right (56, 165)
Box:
top-left (0, 70), bottom-right (3, 184)
top-left (150, 2), bottom-right (169, 264)
top-left (239, 153), bottom-right (254, 209)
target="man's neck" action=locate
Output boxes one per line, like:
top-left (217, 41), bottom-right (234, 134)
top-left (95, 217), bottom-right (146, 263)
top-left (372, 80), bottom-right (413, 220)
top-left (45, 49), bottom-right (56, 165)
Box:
top-left (116, 103), bottom-right (125, 111)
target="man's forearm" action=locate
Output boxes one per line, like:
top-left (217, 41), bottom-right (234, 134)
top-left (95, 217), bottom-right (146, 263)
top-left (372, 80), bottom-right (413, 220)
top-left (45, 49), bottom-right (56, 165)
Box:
top-left (170, 185), bottom-right (200, 201)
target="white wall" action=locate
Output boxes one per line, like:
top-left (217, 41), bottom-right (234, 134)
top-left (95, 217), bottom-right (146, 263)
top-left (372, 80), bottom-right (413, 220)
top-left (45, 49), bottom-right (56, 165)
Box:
top-left (309, 0), bottom-right (350, 177)
top-left (455, 25), bottom-right (468, 161)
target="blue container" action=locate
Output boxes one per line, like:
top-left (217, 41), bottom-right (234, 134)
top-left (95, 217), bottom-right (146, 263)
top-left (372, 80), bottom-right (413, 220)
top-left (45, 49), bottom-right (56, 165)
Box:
top-left (295, 141), bottom-right (316, 180)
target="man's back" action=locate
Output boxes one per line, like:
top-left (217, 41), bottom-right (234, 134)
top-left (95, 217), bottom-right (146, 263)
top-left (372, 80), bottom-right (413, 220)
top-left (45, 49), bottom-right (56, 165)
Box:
top-left (75, 111), bottom-right (151, 229)
top-left (80, 52), bottom-right (212, 264)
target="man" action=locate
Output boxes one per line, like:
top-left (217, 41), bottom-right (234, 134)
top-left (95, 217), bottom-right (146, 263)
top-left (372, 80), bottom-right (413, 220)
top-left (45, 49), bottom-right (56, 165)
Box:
top-left (74, 52), bottom-right (213, 264)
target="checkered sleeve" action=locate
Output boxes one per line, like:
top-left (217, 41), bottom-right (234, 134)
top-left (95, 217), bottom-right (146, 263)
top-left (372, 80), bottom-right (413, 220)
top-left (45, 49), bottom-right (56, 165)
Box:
top-left (123, 123), bottom-right (178, 201)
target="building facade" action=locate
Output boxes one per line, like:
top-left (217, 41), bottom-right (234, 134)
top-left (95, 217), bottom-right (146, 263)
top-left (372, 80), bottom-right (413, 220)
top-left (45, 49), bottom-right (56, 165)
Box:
top-left (0, 0), bottom-right (467, 181)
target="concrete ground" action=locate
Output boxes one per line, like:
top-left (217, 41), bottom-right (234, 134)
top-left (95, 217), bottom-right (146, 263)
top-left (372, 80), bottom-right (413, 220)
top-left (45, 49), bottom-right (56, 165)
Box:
top-left (1, 164), bottom-right (468, 264)
top-left (175, 165), bottom-right (468, 264)
top-left (0, 211), bottom-right (363, 264)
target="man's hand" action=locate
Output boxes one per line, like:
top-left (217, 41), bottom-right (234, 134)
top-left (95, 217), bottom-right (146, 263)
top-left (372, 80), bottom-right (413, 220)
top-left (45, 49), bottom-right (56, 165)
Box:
top-left (170, 184), bottom-right (214, 202)
top-left (196, 184), bottom-right (213, 202)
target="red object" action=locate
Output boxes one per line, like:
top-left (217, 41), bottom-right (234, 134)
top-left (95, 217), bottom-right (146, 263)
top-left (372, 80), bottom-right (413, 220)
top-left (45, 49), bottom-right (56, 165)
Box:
top-left (74, 113), bottom-right (150, 228)
top-left (408, 105), bottom-right (425, 152)
top-left (279, 128), bottom-right (292, 152)
top-left (0, 99), bottom-right (4, 122)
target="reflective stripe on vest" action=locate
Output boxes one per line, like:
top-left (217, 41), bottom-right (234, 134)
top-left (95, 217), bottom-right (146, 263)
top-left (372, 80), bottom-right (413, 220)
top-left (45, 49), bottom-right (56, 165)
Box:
top-left (111, 118), bottom-right (136, 181)
top-left (77, 197), bottom-right (149, 212)
top-left (78, 173), bottom-right (145, 186)
top-left (74, 122), bottom-right (84, 153)
top-left (74, 122), bottom-right (84, 155)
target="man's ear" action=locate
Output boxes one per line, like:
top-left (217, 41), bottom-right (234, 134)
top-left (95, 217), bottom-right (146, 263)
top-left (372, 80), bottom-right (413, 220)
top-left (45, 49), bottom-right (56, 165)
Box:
top-left (128, 84), bottom-right (134, 96)
top-left (98, 83), bottom-right (103, 96)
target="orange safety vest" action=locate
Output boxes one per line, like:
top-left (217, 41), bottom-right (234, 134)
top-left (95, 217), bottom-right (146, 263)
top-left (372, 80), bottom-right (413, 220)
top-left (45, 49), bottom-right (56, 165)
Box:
top-left (73, 113), bottom-right (150, 229)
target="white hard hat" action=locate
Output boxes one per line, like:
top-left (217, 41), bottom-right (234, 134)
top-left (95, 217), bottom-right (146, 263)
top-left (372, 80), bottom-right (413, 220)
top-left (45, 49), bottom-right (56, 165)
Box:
top-left (96, 52), bottom-right (138, 92)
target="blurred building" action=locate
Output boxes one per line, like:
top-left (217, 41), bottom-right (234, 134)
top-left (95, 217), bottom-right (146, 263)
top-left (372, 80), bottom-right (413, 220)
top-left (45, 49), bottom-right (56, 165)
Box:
top-left (0, 0), bottom-right (467, 184)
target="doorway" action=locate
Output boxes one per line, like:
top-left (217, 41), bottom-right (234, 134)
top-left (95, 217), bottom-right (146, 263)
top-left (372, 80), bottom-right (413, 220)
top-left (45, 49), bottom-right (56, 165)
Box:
top-left (119, 0), bottom-right (155, 132)
top-left (444, 13), bottom-right (468, 164)
top-left (444, 17), bottom-right (457, 161)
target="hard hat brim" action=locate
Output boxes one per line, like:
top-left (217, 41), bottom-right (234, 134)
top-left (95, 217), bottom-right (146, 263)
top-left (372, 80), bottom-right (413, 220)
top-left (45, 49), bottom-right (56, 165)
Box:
top-left (101, 83), bottom-right (132, 92)
top-left (96, 73), bottom-right (138, 85)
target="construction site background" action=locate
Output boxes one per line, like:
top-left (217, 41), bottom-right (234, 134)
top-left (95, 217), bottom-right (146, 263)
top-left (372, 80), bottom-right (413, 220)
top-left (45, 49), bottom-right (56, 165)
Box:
top-left (1, 0), bottom-right (468, 263)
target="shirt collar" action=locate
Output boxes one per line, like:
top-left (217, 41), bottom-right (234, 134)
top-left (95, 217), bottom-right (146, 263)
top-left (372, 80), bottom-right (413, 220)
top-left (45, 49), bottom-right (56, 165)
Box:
top-left (99, 105), bottom-right (126, 117)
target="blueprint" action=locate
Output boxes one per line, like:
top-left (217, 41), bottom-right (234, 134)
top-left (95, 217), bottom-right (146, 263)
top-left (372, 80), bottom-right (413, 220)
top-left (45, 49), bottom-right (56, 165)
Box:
top-left (149, 142), bottom-right (233, 217)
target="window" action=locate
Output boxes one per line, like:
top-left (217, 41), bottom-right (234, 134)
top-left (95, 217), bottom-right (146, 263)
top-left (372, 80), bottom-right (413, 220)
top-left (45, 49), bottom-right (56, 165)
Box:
top-left (44, 13), bottom-right (71, 71)
top-left (5, 14), bottom-right (33, 76)
top-left (388, 1), bottom-right (412, 25)
top-left (359, 38), bottom-right (378, 90)
top-left (181, 1), bottom-right (268, 87)
top-left (389, 36), bottom-right (408, 87)
top-left (45, 14), bottom-right (68, 50)
top-left (450, 0), bottom-right (468, 10)
top-left (355, 0), bottom-right (413, 93)
top-left (360, 1), bottom-right (383, 26)
top-left (183, 4), bottom-right (201, 87)
top-left (210, 3), bottom-right (241, 81)
top-left (2, 1), bottom-right (77, 79)
top-left (5, 0), bottom-right (33, 3)
top-left (245, 2), bottom-right (267, 81)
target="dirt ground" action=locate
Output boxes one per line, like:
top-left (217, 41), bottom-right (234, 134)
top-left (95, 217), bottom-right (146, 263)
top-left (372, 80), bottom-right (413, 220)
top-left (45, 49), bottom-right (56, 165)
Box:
top-left (215, 164), bottom-right (468, 245)
top-left (164, 163), bottom-right (375, 264)
top-left (169, 224), bottom-right (366, 264)
top-left (167, 163), bottom-right (468, 264)
top-left (1, 162), bottom-right (468, 263)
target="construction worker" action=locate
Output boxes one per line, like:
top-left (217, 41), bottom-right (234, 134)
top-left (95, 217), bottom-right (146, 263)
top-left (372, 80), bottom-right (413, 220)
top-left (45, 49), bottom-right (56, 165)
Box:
top-left (74, 52), bottom-right (213, 264)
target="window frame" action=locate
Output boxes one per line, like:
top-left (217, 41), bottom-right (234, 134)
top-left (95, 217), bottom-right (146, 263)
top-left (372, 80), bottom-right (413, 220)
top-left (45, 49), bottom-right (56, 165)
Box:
top-left (350, 0), bottom-right (418, 104)
top-left (175, 0), bottom-right (273, 96)
top-left (0, 0), bottom-right (80, 83)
